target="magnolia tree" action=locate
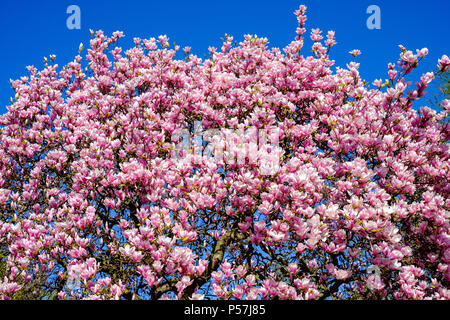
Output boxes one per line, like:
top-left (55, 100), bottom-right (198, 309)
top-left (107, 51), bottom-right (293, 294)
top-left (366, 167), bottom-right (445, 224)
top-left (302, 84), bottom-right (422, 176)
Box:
top-left (0, 5), bottom-right (449, 300)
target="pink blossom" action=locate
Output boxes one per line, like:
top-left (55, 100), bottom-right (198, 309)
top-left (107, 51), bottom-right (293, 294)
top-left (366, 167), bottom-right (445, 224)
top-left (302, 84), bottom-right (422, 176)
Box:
top-left (349, 49), bottom-right (361, 57)
top-left (189, 293), bottom-right (204, 300)
top-left (176, 276), bottom-right (193, 293)
top-left (0, 6), bottom-right (448, 301)
top-left (335, 269), bottom-right (352, 280)
top-left (437, 54), bottom-right (450, 72)
top-left (119, 245), bottom-right (144, 263)
top-left (367, 274), bottom-right (385, 291)
top-left (287, 263), bottom-right (299, 275)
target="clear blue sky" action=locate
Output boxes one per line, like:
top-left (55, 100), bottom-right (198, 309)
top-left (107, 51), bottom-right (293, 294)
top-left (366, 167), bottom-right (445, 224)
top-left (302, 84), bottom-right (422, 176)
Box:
top-left (1, 0), bottom-right (449, 114)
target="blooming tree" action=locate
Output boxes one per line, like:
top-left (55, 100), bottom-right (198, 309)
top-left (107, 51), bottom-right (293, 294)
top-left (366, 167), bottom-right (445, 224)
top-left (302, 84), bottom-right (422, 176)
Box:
top-left (0, 5), bottom-right (449, 300)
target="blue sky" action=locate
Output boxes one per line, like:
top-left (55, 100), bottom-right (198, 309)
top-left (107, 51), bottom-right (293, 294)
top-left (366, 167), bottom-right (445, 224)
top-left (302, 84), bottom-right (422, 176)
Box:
top-left (0, 0), bottom-right (449, 114)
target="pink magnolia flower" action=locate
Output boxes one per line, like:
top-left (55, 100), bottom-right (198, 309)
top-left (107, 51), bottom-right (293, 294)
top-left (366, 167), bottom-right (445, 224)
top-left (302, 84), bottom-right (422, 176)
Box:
top-left (119, 245), bottom-right (144, 263)
top-left (176, 276), bottom-right (193, 293)
top-left (367, 274), bottom-right (385, 291)
top-left (437, 54), bottom-right (450, 72)
top-left (349, 49), bottom-right (361, 57)
top-left (287, 263), bottom-right (299, 275)
top-left (189, 293), bottom-right (204, 300)
top-left (335, 269), bottom-right (352, 280)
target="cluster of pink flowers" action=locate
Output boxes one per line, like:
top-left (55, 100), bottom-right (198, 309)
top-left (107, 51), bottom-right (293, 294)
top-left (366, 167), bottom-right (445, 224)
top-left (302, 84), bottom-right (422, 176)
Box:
top-left (0, 5), bottom-right (448, 300)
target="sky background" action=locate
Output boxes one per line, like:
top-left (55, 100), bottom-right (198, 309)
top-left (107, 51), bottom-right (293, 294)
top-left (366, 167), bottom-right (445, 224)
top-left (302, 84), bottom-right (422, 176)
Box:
top-left (0, 0), bottom-right (449, 115)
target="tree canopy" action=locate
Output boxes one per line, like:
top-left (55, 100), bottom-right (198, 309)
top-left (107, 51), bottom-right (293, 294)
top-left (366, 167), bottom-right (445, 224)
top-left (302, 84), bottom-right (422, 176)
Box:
top-left (0, 6), bottom-right (449, 300)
